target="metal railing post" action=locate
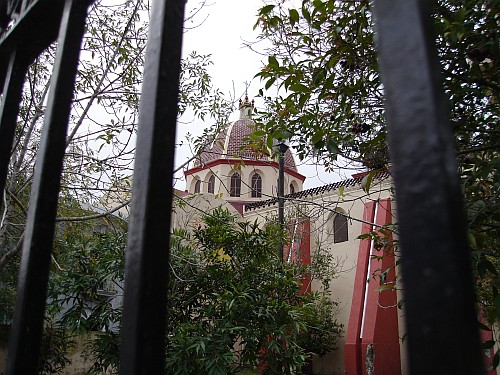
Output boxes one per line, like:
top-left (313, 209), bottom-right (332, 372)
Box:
top-left (373, 1), bottom-right (484, 374)
top-left (118, 0), bottom-right (186, 373)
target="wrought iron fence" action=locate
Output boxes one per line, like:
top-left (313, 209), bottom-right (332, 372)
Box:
top-left (0, 0), bottom-right (484, 374)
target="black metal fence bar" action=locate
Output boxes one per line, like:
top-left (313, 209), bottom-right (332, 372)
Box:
top-left (0, 50), bottom-right (28, 205)
top-left (118, 0), bottom-right (186, 373)
top-left (373, 1), bottom-right (484, 374)
top-left (0, 0), bottom-right (67, 89)
top-left (6, 1), bottom-right (91, 373)
top-left (0, 0), bottom-right (488, 373)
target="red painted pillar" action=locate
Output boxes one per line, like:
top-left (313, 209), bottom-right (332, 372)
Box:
top-left (361, 199), bottom-right (401, 375)
top-left (298, 219), bottom-right (311, 295)
top-left (344, 202), bottom-right (376, 375)
top-left (344, 199), bottom-right (401, 375)
top-left (284, 218), bottom-right (312, 294)
top-left (478, 313), bottom-right (497, 375)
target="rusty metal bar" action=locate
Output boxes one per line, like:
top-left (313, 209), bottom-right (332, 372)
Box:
top-left (372, 1), bottom-right (484, 374)
top-left (118, 0), bottom-right (186, 373)
top-left (6, 1), bottom-right (90, 373)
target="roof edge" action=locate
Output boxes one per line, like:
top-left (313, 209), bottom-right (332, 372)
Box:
top-left (244, 171), bottom-right (391, 212)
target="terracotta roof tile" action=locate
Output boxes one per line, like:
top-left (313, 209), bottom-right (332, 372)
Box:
top-left (193, 119), bottom-right (297, 171)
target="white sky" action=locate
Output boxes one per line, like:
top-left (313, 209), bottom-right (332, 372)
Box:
top-left (176, 0), bottom-right (349, 190)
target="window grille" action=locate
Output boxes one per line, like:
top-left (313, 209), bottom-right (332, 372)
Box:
top-left (333, 213), bottom-right (348, 243)
top-left (251, 173), bottom-right (262, 198)
top-left (207, 175), bottom-right (215, 194)
top-left (230, 172), bottom-right (241, 197)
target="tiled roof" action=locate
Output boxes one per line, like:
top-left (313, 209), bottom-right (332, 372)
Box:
top-left (194, 127), bottom-right (228, 167)
top-left (244, 171), bottom-right (391, 212)
top-left (193, 119), bottom-right (297, 171)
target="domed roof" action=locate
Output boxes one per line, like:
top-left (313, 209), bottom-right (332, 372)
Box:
top-left (193, 98), bottom-right (297, 171)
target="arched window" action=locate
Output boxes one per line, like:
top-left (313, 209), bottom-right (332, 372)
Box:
top-left (333, 213), bottom-right (348, 243)
top-left (194, 179), bottom-right (201, 193)
top-left (207, 175), bottom-right (215, 194)
top-left (251, 173), bottom-right (262, 198)
top-left (230, 172), bottom-right (241, 197)
top-left (289, 183), bottom-right (295, 195)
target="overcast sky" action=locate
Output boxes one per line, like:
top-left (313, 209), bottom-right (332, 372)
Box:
top-left (175, 0), bottom-right (347, 190)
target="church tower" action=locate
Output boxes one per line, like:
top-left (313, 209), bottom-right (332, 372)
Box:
top-left (184, 96), bottom-right (305, 214)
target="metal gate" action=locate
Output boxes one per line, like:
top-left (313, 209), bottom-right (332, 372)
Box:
top-left (0, 1), bottom-right (484, 374)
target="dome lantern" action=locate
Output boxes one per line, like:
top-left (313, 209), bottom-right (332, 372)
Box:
top-left (238, 95), bottom-right (254, 120)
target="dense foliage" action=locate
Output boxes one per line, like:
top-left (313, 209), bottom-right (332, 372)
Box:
top-left (253, 0), bottom-right (499, 364)
top-left (167, 208), bottom-right (342, 374)
top-left (22, 208), bottom-right (342, 374)
top-left (0, 0), bottom-right (234, 372)
top-left (0, 0), bottom-right (233, 278)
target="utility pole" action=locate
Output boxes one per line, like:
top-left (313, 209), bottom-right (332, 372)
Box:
top-left (277, 141), bottom-right (288, 261)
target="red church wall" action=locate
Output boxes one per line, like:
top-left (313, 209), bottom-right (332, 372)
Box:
top-left (360, 199), bottom-right (400, 375)
top-left (344, 202), bottom-right (376, 375)
top-left (284, 218), bottom-right (312, 295)
top-left (478, 313), bottom-right (497, 375)
top-left (344, 199), bottom-right (401, 375)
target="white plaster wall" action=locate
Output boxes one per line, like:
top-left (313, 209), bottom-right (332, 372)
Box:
top-left (186, 162), bottom-right (303, 200)
top-left (171, 192), bottom-right (240, 231)
top-left (244, 177), bottom-right (397, 375)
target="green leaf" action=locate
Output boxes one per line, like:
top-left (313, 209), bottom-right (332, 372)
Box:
top-left (311, 131), bottom-right (323, 145)
top-left (266, 136), bottom-right (274, 150)
top-left (260, 4), bottom-right (275, 15)
top-left (378, 285), bottom-right (394, 291)
top-left (482, 340), bottom-right (495, 350)
top-left (268, 55), bottom-right (279, 67)
top-left (302, 7), bottom-right (311, 23)
top-left (326, 139), bottom-right (340, 155)
top-left (289, 9), bottom-right (299, 27)
top-left (271, 130), bottom-right (287, 140)
top-left (252, 130), bottom-right (266, 137)
top-left (290, 83), bottom-right (309, 92)
top-left (265, 77), bottom-right (276, 90)
top-left (467, 230), bottom-right (477, 249)
top-left (312, 68), bottom-right (326, 86)
top-left (397, 298), bottom-right (404, 310)
top-left (298, 93), bottom-right (311, 108)
top-left (361, 170), bottom-right (377, 194)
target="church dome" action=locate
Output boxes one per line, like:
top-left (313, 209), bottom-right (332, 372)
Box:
top-left (193, 96), bottom-right (298, 171)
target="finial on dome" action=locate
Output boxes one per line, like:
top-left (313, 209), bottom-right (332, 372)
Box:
top-left (239, 94), bottom-right (254, 119)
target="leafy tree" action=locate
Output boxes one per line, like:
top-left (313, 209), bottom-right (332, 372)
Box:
top-left (46, 216), bottom-right (127, 374)
top-left (0, 0), bottom-right (233, 277)
top-left (167, 208), bottom-right (342, 374)
top-left (39, 207), bottom-right (342, 374)
top-left (0, 1), bottom-right (234, 371)
top-left (253, 0), bottom-right (498, 169)
top-left (253, 0), bottom-right (499, 362)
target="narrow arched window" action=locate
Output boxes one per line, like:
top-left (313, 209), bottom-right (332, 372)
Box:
top-left (251, 173), bottom-right (262, 198)
top-left (230, 172), bottom-right (241, 197)
top-left (333, 213), bottom-right (348, 243)
top-left (208, 175), bottom-right (215, 194)
top-left (194, 179), bottom-right (201, 193)
top-left (289, 183), bottom-right (295, 195)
